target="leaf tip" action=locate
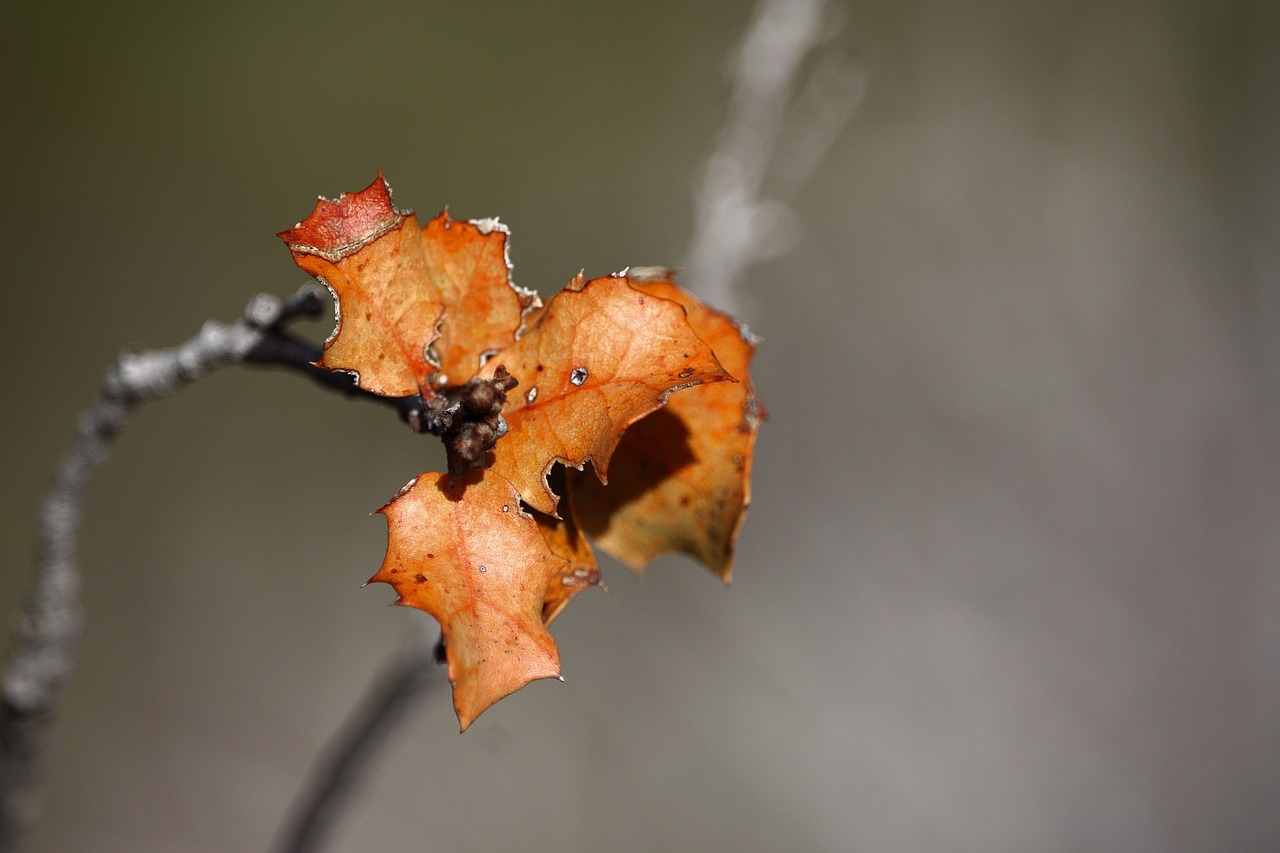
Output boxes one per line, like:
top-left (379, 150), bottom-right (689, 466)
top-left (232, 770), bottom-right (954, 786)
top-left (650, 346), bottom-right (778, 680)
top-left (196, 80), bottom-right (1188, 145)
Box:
top-left (583, 457), bottom-right (608, 488)
top-left (374, 475), bottom-right (422, 516)
top-left (277, 171), bottom-right (409, 262)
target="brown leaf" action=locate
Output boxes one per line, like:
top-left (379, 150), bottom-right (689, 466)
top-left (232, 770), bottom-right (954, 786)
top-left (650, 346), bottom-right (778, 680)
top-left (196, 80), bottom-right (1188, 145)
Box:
top-left (279, 177), bottom-right (766, 731)
top-left (278, 172), bottom-right (445, 398)
top-left (478, 273), bottom-right (734, 516)
top-left (572, 277), bottom-right (764, 583)
top-left (370, 470), bottom-right (567, 731)
top-left (418, 212), bottom-right (539, 389)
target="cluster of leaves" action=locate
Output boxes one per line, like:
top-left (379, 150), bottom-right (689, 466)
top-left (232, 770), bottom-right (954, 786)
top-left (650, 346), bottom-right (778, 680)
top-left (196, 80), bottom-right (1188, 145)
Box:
top-left (279, 174), bottom-right (763, 730)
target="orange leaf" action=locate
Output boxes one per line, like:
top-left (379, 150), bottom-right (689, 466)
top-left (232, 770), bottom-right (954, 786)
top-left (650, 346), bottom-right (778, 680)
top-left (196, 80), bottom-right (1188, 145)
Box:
top-left (278, 177), bottom-right (765, 731)
top-left (278, 173), bottom-right (445, 398)
top-left (478, 274), bottom-right (733, 516)
top-left (370, 470), bottom-right (567, 731)
top-left (418, 212), bottom-right (539, 389)
top-left (571, 276), bottom-right (764, 583)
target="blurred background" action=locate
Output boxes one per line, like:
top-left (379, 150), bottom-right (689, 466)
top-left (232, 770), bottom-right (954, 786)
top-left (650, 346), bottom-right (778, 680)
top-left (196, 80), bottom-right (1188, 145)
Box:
top-left (3, 0), bottom-right (1279, 850)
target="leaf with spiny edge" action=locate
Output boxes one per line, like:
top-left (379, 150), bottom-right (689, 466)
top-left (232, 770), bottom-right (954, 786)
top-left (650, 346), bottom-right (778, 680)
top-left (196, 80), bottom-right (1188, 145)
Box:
top-left (278, 172), bottom-right (445, 398)
top-left (418, 211), bottom-right (540, 389)
top-left (280, 176), bottom-right (767, 731)
top-left (477, 273), bottom-right (734, 516)
top-left (571, 273), bottom-right (764, 583)
top-left (370, 470), bottom-right (568, 731)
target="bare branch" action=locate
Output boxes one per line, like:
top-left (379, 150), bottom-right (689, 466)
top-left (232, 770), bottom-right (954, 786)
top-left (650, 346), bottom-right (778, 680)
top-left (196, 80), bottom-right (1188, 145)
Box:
top-left (0, 284), bottom-right (428, 851)
top-left (683, 0), bottom-right (864, 313)
top-left (273, 630), bottom-right (438, 853)
top-left (771, 48), bottom-right (867, 200)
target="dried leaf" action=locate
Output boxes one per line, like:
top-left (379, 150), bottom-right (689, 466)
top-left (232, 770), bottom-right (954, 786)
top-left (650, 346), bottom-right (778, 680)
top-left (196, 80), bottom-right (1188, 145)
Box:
top-left (279, 177), bottom-right (765, 729)
top-left (418, 212), bottom-right (539, 388)
top-left (278, 173), bottom-right (445, 398)
top-left (370, 470), bottom-right (567, 731)
top-left (478, 274), bottom-right (733, 516)
top-left (572, 277), bottom-right (764, 582)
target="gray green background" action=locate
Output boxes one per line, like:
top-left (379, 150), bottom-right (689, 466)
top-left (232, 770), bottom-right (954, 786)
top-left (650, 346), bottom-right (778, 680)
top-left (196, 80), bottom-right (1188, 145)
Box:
top-left (3, 1), bottom-right (1278, 850)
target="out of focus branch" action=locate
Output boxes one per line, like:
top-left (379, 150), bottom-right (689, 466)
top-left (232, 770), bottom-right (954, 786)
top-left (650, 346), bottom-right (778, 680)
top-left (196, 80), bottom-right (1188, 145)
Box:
top-left (273, 630), bottom-right (437, 853)
top-left (0, 284), bottom-right (427, 851)
top-left (683, 0), bottom-right (865, 314)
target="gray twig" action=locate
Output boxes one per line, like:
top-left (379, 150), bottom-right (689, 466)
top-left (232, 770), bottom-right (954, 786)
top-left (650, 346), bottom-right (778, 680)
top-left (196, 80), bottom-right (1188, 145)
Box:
top-left (0, 284), bottom-right (427, 851)
top-left (273, 630), bottom-right (438, 853)
top-left (683, 0), bottom-right (864, 314)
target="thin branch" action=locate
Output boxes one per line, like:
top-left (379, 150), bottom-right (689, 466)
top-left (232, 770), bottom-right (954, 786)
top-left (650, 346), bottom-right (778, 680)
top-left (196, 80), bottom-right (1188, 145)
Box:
top-left (683, 0), bottom-right (864, 314)
top-left (272, 630), bottom-right (438, 853)
top-left (0, 284), bottom-right (427, 851)
top-left (770, 47), bottom-right (867, 201)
